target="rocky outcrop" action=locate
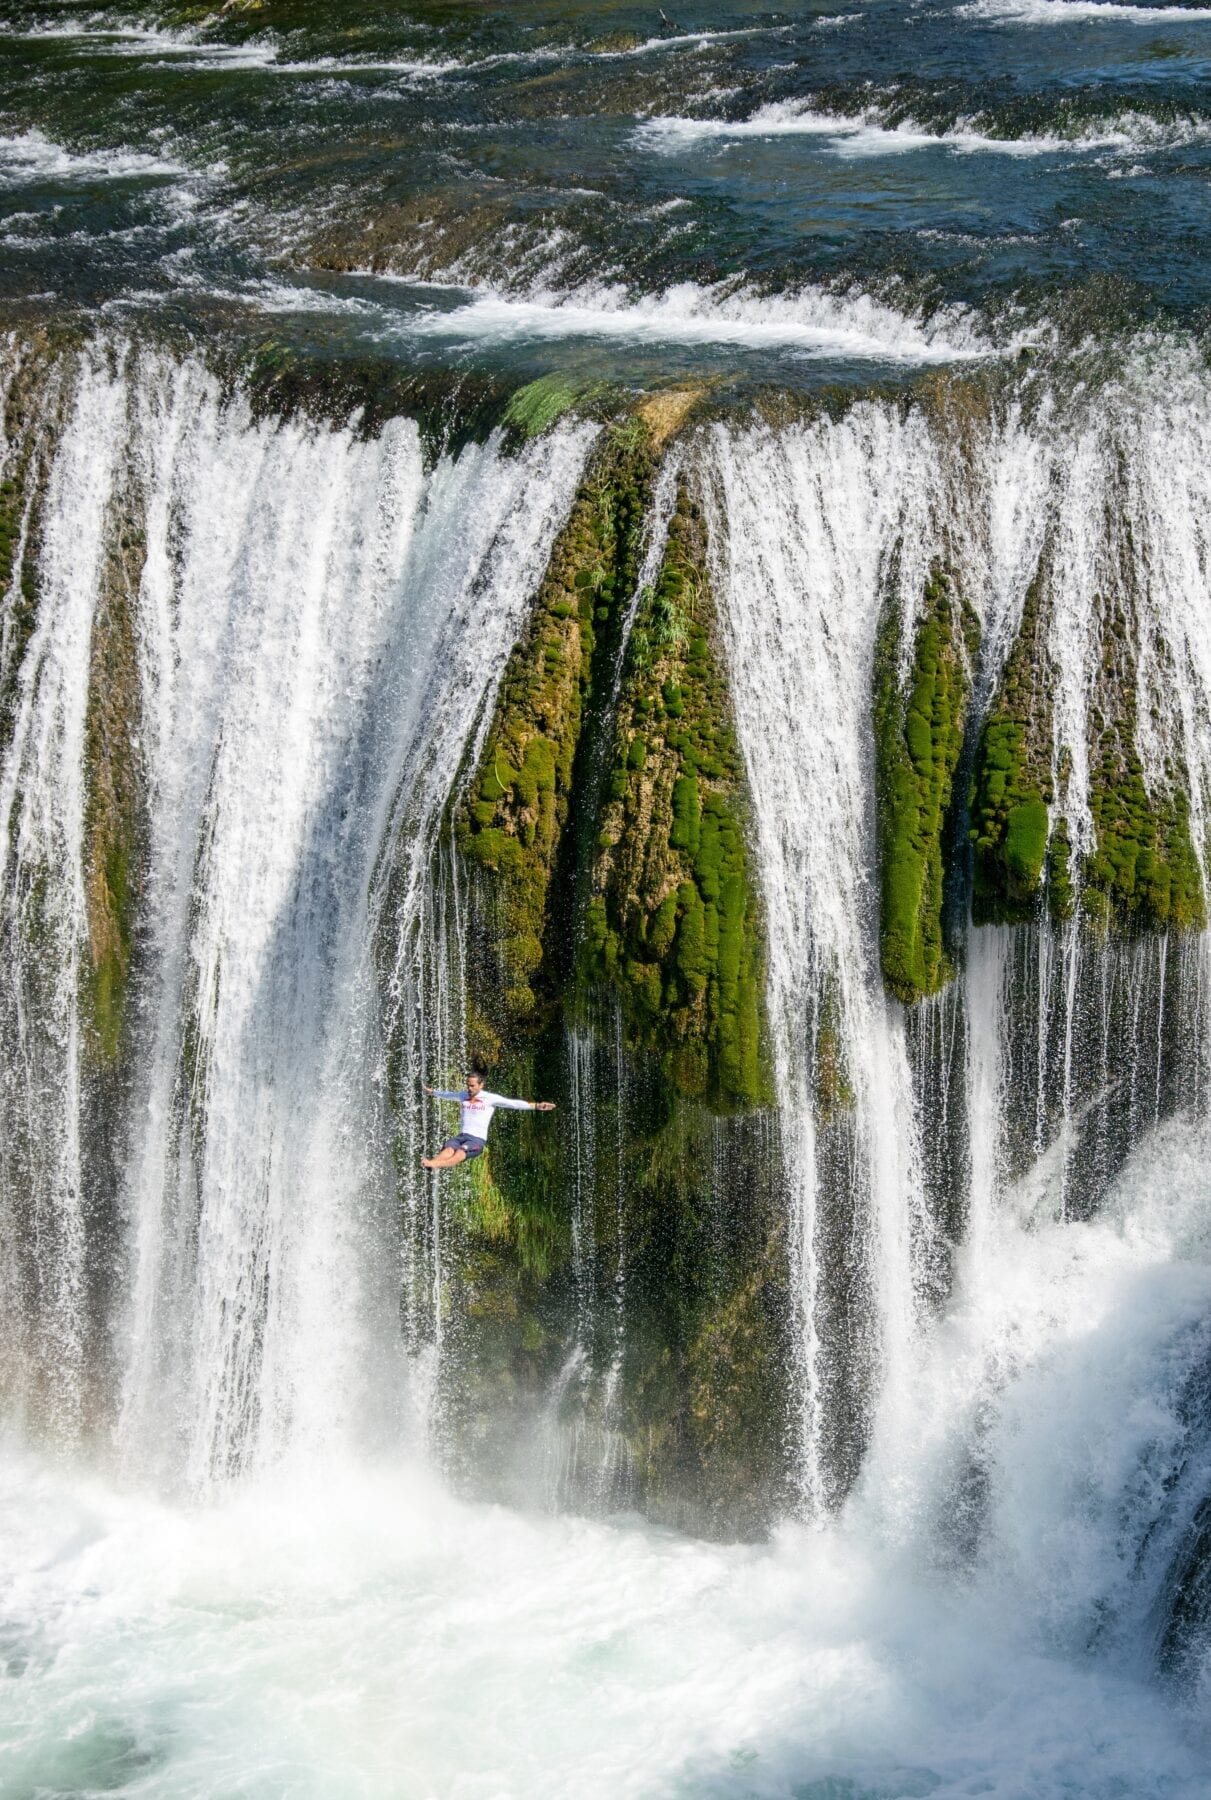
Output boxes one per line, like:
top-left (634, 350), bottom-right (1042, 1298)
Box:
top-left (457, 419), bottom-right (655, 1053)
top-left (81, 482), bottom-right (148, 1075)
top-left (585, 481), bottom-right (770, 1108)
top-left (970, 574), bottom-right (1204, 934)
top-left (875, 562), bottom-right (977, 1005)
top-left (439, 399), bottom-right (787, 1536)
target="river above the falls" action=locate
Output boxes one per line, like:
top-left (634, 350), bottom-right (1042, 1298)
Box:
top-left (3, 0), bottom-right (1211, 388)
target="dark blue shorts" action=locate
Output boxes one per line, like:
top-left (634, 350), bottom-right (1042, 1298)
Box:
top-left (442, 1133), bottom-right (486, 1159)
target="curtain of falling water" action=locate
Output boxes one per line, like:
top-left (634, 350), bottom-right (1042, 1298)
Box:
top-left (0, 340), bottom-right (596, 1488)
top-left (701, 353), bottom-right (1211, 1516)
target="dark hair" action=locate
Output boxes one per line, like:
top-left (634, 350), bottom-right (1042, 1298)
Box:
top-left (468, 1061), bottom-right (489, 1081)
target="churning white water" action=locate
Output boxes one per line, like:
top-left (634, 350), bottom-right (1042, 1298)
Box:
top-left (4, 1114), bottom-right (1211, 1798)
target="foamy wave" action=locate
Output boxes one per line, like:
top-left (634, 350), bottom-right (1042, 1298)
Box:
top-left (0, 22), bottom-right (162, 40)
top-left (594, 25), bottom-right (787, 56)
top-left (637, 100), bottom-right (1209, 157)
top-left (0, 129), bottom-right (188, 187)
top-left (2, 21), bottom-right (468, 79)
top-left (958, 0), bottom-right (1211, 21)
top-left (337, 275), bottom-right (1005, 366)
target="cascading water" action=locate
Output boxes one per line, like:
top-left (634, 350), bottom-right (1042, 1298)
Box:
top-left (702, 406), bottom-right (942, 1512)
top-left (5, 343), bottom-right (1211, 1798)
top-left (10, 0), bottom-right (1211, 1788)
top-left (0, 343), bottom-right (596, 1490)
top-left (700, 361), bottom-right (1211, 1523)
top-left (0, 351), bottom-right (120, 1445)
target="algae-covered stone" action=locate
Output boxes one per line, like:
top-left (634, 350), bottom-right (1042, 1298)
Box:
top-left (0, 341), bottom-right (66, 762)
top-left (458, 421), bottom-right (655, 1048)
top-left (586, 480), bottom-right (771, 1110)
top-left (81, 487), bottom-right (148, 1074)
top-left (971, 574), bottom-right (1204, 934)
top-left (969, 574), bottom-right (1059, 925)
top-left (1081, 594), bottom-right (1204, 933)
top-left (874, 563), bottom-right (975, 1004)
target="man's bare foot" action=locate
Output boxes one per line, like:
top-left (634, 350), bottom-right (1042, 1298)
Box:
top-left (421, 1149), bottom-right (467, 1171)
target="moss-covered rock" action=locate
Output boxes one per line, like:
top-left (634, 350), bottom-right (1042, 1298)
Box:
top-left (969, 574), bottom-right (1059, 925)
top-left (504, 375), bottom-right (599, 442)
top-left (438, 431), bottom-right (785, 1533)
top-left (0, 342), bottom-right (64, 762)
top-left (584, 481), bottom-right (771, 1109)
top-left (80, 491), bottom-right (148, 1074)
top-left (458, 421), bottom-right (655, 1050)
top-left (1080, 596), bottom-right (1204, 933)
top-left (971, 576), bottom-right (1205, 934)
top-left (605, 1088), bottom-right (789, 1536)
top-left (875, 563), bottom-right (976, 1004)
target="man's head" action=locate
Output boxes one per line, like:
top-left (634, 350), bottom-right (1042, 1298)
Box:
top-left (467, 1064), bottom-right (488, 1096)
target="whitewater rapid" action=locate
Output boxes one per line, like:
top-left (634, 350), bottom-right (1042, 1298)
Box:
top-left (4, 1111), bottom-right (1211, 1799)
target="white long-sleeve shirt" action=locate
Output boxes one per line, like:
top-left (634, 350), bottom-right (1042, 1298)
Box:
top-left (431, 1088), bottom-right (533, 1142)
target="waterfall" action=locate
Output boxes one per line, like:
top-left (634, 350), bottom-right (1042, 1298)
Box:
top-left (3, 325), bottom-right (1211, 1677)
top-left (702, 357), bottom-right (1211, 1517)
top-left (0, 351), bottom-right (123, 1443)
top-left (0, 342), bottom-right (595, 1487)
top-left (702, 406), bottom-right (947, 1512)
top-left (369, 415), bottom-right (596, 1419)
top-left (4, 338), bottom-right (1211, 1789)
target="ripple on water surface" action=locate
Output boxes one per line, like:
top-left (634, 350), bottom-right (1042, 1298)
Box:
top-left (2, 0), bottom-right (1211, 368)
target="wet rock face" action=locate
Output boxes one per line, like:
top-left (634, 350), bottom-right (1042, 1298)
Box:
top-left (82, 481), bottom-right (149, 1077)
top-left (457, 420), bottom-right (656, 1052)
top-left (444, 416), bottom-right (789, 1537)
top-left (874, 561), bottom-right (976, 1006)
top-left (0, 343), bottom-right (65, 763)
top-left (968, 571), bottom-right (1058, 928)
top-left (586, 479), bottom-right (770, 1111)
top-left (968, 571), bottom-right (1205, 942)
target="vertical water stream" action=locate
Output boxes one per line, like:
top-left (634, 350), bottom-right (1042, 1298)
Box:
top-left (0, 342), bottom-right (595, 1487)
top-left (702, 362), bottom-right (1211, 1518)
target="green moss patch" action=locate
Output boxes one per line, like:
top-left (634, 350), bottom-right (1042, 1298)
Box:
top-left (0, 345), bottom-right (61, 762)
top-left (874, 564), bottom-right (975, 1004)
top-left (458, 423), bottom-right (655, 1049)
top-left (81, 501), bottom-right (148, 1074)
top-left (504, 375), bottom-right (593, 441)
top-left (1080, 596), bottom-right (1204, 933)
top-left (584, 482), bottom-right (771, 1110)
top-left (970, 577), bottom-right (1205, 934)
top-left (969, 574), bottom-right (1059, 925)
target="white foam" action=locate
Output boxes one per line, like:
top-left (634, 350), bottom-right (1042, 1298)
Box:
top-left (0, 129), bottom-right (187, 188)
top-left (959, 0), bottom-right (1211, 21)
top-left (576, 24), bottom-right (789, 61)
top-left (4, 1286), bottom-right (1210, 1800)
top-left (0, 22), bottom-right (163, 40)
top-left (4, 22), bottom-right (467, 79)
top-left (638, 100), bottom-right (1210, 157)
top-left (353, 276), bottom-right (994, 365)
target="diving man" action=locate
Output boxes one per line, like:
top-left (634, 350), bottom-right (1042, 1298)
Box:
top-left (421, 1067), bottom-right (555, 1169)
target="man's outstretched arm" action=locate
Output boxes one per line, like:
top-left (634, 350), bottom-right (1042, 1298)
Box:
top-left (424, 1086), bottom-right (467, 1101)
top-left (485, 1092), bottom-right (556, 1112)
